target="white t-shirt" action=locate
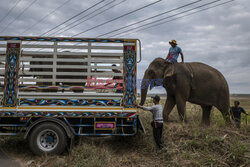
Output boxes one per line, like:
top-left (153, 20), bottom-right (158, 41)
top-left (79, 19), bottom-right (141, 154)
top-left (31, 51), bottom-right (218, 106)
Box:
top-left (142, 104), bottom-right (163, 123)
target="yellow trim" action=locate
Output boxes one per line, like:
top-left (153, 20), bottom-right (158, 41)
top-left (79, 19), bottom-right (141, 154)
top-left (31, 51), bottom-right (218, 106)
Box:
top-left (135, 40), bottom-right (137, 52)
top-left (18, 106), bottom-right (123, 110)
top-left (94, 122), bottom-right (116, 130)
top-left (2, 107), bottom-right (17, 109)
top-left (124, 108), bottom-right (136, 111)
top-left (124, 39), bottom-right (137, 42)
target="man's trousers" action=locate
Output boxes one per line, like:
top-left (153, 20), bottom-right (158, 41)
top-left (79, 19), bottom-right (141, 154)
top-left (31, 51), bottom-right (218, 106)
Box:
top-left (151, 121), bottom-right (163, 149)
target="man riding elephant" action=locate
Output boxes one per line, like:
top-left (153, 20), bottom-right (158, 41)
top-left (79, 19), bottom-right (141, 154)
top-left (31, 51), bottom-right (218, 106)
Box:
top-left (166, 40), bottom-right (184, 64)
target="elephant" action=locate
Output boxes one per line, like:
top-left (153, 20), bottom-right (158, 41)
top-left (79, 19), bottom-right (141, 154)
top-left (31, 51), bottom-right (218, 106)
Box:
top-left (140, 57), bottom-right (230, 125)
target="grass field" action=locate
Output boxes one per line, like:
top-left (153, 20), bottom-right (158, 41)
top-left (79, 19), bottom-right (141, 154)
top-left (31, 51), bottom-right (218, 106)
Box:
top-left (0, 97), bottom-right (249, 167)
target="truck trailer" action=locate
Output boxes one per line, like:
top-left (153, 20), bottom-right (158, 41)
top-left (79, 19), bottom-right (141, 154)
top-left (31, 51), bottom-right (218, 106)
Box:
top-left (0, 36), bottom-right (143, 155)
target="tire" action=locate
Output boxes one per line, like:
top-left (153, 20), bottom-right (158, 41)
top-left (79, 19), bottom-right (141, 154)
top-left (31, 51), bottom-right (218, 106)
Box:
top-left (29, 122), bottom-right (67, 155)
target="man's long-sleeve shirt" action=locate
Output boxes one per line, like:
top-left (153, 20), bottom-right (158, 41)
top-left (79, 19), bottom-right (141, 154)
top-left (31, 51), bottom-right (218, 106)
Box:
top-left (142, 104), bottom-right (163, 123)
top-left (230, 107), bottom-right (247, 120)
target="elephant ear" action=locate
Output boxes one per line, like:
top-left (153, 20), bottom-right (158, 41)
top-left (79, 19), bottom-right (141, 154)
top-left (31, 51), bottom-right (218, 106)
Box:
top-left (164, 66), bottom-right (176, 78)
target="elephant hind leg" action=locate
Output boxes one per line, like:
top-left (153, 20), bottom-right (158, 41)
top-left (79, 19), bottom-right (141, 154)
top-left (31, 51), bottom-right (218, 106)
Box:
top-left (201, 105), bottom-right (212, 126)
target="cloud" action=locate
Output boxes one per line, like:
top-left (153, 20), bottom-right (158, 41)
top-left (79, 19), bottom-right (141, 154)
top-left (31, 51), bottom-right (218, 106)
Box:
top-left (0, 0), bottom-right (249, 93)
top-left (193, 25), bottom-right (215, 31)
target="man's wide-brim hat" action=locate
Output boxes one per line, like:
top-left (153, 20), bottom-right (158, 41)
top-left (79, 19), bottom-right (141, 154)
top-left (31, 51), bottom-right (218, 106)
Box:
top-left (169, 40), bottom-right (177, 45)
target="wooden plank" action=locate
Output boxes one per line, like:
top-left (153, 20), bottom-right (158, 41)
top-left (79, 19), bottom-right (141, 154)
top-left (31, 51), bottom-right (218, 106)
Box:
top-left (20, 65), bottom-right (54, 68)
top-left (19, 71), bottom-right (122, 76)
top-left (21, 44), bottom-right (88, 49)
top-left (21, 44), bottom-right (55, 48)
top-left (22, 51), bottom-right (53, 55)
top-left (90, 66), bottom-right (122, 70)
top-left (56, 58), bottom-right (90, 62)
top-left (56, 52), bottom-right (88, 56)
top-left (56, 65), bottom-right (89, 69)
top-left (57, 45), bottom-right (88, 49)
top-left (90, 59), bottom-right (122, 63)
top-left (20, 65), bottom-right (89, 69)
top-left (90, 45), bottom-right (123, 50)
top-left (18, 86), bottom-right (119, 91)
top-left (88, 72), bottom-right (122, 77)
top-left (19, 44), bottom-right (123, 50)
top-left (91, 52), bottom-right (122, 57)
top-left (22, 58), bottom-right (122, 63)
top-left (19, 78), bottom-right (87, 82)
top-left (18, 92), bottom-right (123, 97)
top-left (22, 51), bottom-right (88, 56)
top-left (20, 71), bottom-right (81, 75)
top-left (21, 58), bottom-right (89, 62)
top-left (21, 57), bottom-right (54, 61)
top-left (21, 58), bottom-right (122, 63)
top-left (18, 92), bottom-right (123, 99)
top-left (0, 57), bottom-right (6, 61)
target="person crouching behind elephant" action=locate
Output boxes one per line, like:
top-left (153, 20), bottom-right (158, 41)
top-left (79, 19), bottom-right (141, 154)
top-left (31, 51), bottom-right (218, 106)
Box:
top-left (137, 95), bottom-right (163, 150)
top-left (166, 40), bottom-right (184, 64)
top-left (230, 101), bottom-right (248, 128)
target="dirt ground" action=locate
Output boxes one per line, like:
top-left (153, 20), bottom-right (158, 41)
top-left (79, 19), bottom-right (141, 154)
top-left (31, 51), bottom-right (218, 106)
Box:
top-left (0, 148), bottom-right (22, 167)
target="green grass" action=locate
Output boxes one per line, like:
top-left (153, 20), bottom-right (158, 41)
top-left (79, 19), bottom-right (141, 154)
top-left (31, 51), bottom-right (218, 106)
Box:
top-left (0, 97), bottom-right (249, 167)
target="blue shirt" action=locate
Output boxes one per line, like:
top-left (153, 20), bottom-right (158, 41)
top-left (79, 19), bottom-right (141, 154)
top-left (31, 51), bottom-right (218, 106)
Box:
top-left (230, 107), bottom-right (247, 120)
top-left (167, 46), bottom-right (183, 63)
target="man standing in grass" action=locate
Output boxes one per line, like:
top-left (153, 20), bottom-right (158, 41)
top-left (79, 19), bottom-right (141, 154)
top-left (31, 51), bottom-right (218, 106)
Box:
top-left (230, 101), bottom-right (248, 128)
top-left (137, 95), bottom-right (163, 150)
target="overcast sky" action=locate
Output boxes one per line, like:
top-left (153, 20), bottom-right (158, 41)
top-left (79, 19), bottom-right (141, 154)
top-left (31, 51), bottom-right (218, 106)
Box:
top-left (0, 0), bottom-right (249, 94)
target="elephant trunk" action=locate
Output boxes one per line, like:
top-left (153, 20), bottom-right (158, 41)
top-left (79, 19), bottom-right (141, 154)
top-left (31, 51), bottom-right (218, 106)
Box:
top-left (140, 77), bottom-right (150, 106)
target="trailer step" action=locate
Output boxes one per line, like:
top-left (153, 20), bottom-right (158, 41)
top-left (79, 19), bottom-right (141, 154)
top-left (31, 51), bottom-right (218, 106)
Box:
top-left (0, 124), bottom-right (27, 127)
top-left (0, 133), bottom-right (17, 136)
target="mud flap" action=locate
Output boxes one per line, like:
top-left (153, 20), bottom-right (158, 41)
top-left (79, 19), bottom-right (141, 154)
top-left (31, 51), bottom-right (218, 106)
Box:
top-left (137, 115), bottom-right (146, 134)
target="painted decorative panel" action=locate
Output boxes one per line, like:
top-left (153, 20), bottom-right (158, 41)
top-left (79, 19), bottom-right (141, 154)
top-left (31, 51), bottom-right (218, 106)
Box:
top-left (123, 44), bottom-right (136, 108)
top-left (3, 42), bottom-right (21, 107)
top-left (19, 99), bottom-right (121, 106)
top-left (0, 111), bottom-right (136, 118)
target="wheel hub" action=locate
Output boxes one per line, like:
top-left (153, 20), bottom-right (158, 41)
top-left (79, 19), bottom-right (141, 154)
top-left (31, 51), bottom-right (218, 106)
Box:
top-left (37, 129), bottom-right (59, 152)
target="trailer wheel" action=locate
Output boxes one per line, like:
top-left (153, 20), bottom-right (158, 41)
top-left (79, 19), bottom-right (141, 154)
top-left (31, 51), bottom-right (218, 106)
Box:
top-left (29, 123), bottom-right (67, 155)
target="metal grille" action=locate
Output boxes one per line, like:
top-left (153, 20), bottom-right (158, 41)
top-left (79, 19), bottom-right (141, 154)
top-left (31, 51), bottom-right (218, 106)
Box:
top-left (0, 40), bottom-right (133, 100)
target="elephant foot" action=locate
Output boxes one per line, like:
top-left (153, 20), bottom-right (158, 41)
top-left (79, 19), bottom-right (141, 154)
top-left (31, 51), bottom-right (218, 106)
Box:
top-left (179, 119), bottom-right (188, 124)
top-left (200, 121), bottom-right (210, 126)
top-left (163, 117), bottom-right (169, 122)
top-left (224, 116), bottom-right (232, 125)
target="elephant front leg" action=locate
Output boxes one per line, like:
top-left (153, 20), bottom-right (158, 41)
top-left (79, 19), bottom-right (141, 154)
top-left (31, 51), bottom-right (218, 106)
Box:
top-left (176, 95), bottom-right (187, 122)
top-left (163, 96), bottom-right (176, 122)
